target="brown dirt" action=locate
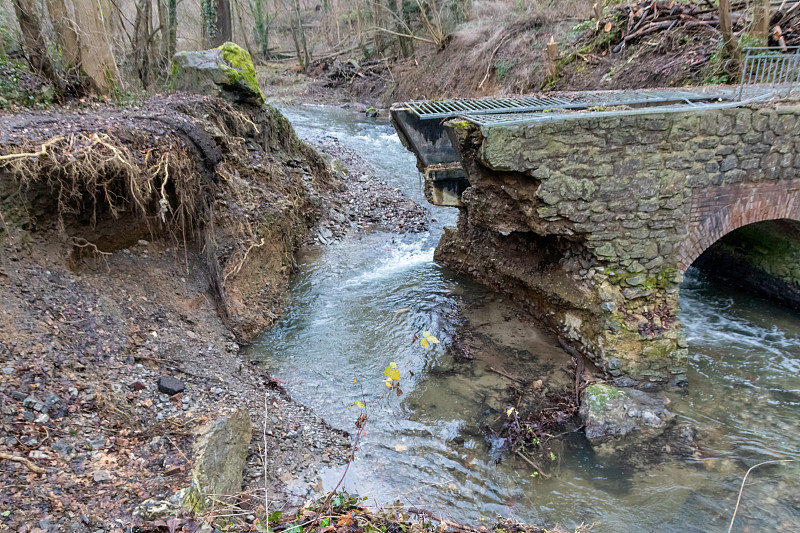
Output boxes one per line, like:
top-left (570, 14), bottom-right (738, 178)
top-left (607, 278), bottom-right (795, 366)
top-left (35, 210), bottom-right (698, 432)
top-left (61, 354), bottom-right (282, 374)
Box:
top-left (0, 93), bottom-right (428, 531)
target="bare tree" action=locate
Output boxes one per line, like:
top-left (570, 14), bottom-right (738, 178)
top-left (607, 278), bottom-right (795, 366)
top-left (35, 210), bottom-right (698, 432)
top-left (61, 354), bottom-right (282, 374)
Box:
top-left (71, 0), bottom-right (120, 93)
top-left (46, 0), bottom-right (81, 71)
top-left (11, 0), bottom-right (55, 79)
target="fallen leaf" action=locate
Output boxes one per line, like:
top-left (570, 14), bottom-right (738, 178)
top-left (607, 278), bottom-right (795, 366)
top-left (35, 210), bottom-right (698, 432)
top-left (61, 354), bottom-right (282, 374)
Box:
top-left (395, 444), bottom-right (408, 452)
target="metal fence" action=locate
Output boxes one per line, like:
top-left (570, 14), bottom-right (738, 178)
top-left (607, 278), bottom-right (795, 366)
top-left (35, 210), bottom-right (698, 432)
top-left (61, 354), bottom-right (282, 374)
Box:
top-left (738, 46), bottom-right (800, 100)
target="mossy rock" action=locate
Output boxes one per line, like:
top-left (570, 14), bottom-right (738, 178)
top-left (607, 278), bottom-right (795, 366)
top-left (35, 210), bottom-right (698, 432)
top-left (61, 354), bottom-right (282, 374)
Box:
top-left (171, 42), bottom-right (265, 107)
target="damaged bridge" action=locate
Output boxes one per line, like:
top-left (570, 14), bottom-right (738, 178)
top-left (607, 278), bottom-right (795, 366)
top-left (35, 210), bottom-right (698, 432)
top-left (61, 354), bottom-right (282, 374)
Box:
top-left (391, 74), bottom-right (800, 387)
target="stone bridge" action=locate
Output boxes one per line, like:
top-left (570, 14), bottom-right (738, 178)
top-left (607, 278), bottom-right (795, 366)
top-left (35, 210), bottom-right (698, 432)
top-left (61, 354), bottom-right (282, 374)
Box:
top-left (392, 98), bottom-right (800, 387)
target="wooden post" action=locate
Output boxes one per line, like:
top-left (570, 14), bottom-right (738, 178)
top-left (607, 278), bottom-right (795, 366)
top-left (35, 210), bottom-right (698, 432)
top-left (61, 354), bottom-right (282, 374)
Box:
top-left (593, 2), bottom-right (602, 31)
top-left (719, 0), bottom-right (737, 57)
top-left (546, 36), bottom-right (559, 77)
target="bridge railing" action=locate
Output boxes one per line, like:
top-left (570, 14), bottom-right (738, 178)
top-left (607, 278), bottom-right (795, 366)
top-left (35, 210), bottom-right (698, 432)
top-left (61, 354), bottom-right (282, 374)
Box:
top-left (738, 46), bottom-right (800, 100)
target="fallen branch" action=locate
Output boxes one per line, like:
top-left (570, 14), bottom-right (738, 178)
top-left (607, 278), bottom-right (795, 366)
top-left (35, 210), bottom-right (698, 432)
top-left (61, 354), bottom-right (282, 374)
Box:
top-left (488, 366), bottom-right (526, 386)
top-left (0, 452), bottom-right (46, 474)
top-left (515, 449), bottom-right (551, 479)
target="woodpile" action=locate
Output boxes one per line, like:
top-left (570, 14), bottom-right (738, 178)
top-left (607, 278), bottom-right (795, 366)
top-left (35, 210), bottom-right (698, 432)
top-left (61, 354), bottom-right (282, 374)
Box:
top-left (310, 57), bottom-right (393, 87)
top-left (594, 1), bottom-right (800, 53)
top-left (771, 2), bottom-right (800, 47)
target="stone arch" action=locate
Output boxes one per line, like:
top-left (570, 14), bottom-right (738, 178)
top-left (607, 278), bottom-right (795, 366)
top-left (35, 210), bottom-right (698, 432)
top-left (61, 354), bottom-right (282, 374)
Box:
top-left (677, 180), bottom-right (800, 271)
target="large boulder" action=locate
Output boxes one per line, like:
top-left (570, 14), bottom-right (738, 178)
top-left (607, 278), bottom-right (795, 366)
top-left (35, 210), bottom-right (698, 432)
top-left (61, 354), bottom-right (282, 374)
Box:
top-left (172, 42), bottom-right (265, 106)
top-left (580, 383), bottom-right (673, 442)
top-left (182, 409), bottom-right (252, 512)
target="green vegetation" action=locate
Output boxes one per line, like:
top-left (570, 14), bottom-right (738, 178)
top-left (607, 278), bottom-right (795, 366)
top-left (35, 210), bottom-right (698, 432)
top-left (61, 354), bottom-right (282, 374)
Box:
top-left (494, 58), bottom-right (514, 83)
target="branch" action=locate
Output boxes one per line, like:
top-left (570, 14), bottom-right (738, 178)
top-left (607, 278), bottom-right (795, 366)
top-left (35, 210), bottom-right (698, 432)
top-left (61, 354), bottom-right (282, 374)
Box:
top-left (0, 452), bottom-right (46, 474)
top-left (371, 27), bottom-right (436, 45)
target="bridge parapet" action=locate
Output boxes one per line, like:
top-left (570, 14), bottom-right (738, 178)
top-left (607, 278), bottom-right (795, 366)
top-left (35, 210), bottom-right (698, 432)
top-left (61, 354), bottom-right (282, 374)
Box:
top-left (435, 103), bottom-right (800, 386)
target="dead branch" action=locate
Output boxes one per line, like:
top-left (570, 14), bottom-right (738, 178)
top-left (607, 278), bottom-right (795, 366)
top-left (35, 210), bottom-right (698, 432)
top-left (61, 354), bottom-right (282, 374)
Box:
top-left (0, 451), bottom-right (47, 474)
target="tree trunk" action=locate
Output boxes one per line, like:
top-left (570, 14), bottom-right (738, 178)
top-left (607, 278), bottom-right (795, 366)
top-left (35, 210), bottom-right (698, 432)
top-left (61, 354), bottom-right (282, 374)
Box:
top-left (294, 0), bottom-right (310, 67)
top-left (211, 0), bottom-right (232, 46)
top-left (389, 0), bottom-right (411, 58)
top-left (756, 0), bottom-right (770, 42)
top-left (46, 0), bottom-right (81, 70)
top-left (719, 0), bottom-right (737, 57)
top-left (71, 0), bottom-right (119, 93)
top-left (133, 0), bottom-right (152, 88)
top-left (11, 0), bottom-right (55, 79)
top-left (167, 0), bottom-right (177, 57)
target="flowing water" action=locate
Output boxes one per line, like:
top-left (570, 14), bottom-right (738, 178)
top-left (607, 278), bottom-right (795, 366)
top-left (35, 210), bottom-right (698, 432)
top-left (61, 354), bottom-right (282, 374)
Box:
top-left (250, 105), bottom-right (800, 532)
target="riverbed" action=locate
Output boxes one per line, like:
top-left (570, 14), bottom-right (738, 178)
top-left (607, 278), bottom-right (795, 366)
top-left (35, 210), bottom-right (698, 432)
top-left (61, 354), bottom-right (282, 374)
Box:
top-left (250, 105), bottom-right (800, 532)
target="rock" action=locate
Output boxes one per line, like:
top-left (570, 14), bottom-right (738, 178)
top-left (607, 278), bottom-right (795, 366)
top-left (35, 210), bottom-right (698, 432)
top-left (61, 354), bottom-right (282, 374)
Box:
top-left (182, 409), bottom-right (252, 512)
top-left (133, 498), bottom-right (180, 521)
top-left (23, 396), bottom-right (47, 413)
top-left (580, 383), bottom-right (673, 441)
top-left (92, 470), bottom-right (112, 483)
top-left (171, 42), bottom-right (265, 107)
top-left (157, 376), bottom-right (185, 396)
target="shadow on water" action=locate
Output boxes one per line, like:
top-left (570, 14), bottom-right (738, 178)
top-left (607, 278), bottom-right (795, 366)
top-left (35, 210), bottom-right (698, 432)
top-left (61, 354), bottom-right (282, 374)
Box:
top-left (250, 104), bottom-right (800, 532)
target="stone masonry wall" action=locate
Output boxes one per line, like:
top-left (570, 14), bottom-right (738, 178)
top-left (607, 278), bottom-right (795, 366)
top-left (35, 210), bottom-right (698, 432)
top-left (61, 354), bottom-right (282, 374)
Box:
top-left (442, 104), bottom-right (800, 386)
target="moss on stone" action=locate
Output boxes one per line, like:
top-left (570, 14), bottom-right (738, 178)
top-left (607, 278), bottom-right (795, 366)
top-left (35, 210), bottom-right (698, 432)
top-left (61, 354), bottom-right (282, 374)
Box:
top-left (584, 383), bottom-right (626, 414)
top-left (218, 42), bottom-right (265, 104)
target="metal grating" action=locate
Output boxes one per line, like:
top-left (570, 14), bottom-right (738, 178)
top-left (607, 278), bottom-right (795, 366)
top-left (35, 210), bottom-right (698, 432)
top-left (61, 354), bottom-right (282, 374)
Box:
top-left (738, 46), bottom-right (800, 100)
top-left (401, 90), bottom-right (724, 120)
top-left (461, 93), bottom-right (773, 127)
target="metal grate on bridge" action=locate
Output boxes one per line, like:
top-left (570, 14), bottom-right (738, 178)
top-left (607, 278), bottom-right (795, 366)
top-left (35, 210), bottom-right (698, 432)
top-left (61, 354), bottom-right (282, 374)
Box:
top-left (401, 89), bottom-right (723, 120)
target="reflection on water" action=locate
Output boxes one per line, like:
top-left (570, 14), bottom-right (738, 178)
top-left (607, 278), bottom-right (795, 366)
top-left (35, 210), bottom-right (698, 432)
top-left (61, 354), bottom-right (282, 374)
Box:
top-left (251, 105), bottom-right (800, 532)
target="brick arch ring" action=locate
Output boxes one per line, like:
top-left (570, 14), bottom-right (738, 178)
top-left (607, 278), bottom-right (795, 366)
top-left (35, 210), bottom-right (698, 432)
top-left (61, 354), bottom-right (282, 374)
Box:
top-left (677, 180), bottom-right (800, 272)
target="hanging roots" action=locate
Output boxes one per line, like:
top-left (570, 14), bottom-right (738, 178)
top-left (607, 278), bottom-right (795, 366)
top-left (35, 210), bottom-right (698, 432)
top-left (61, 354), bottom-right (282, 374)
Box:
top-left (0, 131), bottom-right (204, 238)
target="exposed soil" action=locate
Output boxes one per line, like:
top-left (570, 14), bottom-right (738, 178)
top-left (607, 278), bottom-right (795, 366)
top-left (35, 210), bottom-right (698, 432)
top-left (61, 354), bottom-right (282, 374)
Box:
top-left (0, 94), bottom-right (429, 531)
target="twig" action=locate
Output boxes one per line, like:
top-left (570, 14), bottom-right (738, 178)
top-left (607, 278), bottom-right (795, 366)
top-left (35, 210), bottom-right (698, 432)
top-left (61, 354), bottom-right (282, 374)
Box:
top-left (0, 452), bottom-right (46, 474)
top-left (727, 459), bottom-right (798, 533)
top-left (515, 450), bottom-right (551, 479)
top-left (488, 366), bottom-right (526, 386)
top-left (264, 394), bottom-right (270, 528)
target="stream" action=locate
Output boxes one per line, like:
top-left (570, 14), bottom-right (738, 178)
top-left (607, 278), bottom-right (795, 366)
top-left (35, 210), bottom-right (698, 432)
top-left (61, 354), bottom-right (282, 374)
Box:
top-left (250, 105), bottom-right (800, 532)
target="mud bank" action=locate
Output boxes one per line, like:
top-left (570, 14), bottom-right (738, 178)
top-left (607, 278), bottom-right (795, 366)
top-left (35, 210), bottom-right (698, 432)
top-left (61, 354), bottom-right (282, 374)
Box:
top-left (0, 95), bottom-right (426, 530)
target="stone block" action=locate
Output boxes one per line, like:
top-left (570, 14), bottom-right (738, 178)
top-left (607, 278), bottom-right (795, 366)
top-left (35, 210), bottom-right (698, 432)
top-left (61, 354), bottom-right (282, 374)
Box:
top-left (752, 110), bottom-right (771, 132)
top-left (183, 410), bottom-right (252, 512)
top-left (733, 110), bottom-right (751, 134)
top-left (719, 155), bottom-right (738, 172)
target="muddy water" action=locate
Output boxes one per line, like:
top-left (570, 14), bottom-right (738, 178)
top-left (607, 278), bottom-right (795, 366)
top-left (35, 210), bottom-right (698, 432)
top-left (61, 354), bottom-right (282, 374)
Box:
top-left (251, 106), bottom-right (800, 532)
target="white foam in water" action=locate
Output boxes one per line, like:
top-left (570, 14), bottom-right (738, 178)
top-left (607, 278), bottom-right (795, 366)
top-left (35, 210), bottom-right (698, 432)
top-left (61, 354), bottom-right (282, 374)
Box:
top-left (680, 271), bottom-right (800, 366)
top-left (344, 241), bottom-right (435, 287)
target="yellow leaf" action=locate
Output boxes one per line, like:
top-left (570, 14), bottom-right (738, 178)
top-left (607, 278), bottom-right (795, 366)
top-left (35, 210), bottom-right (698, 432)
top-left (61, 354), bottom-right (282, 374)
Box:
top-left (389, 368), bottom-right (401, 381)
top-left (427, 336), bottom-right (439, 344)
top-left (422, 331), bottom-right (431, 337)
top-left (506, 407), bottom-right (516, 416)
top-left (389, 362), bottom-right (398, 369)
top-left (385, 380), bottom-right (392, 387)
top-left (420, 338), bottom-right (429, 348)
